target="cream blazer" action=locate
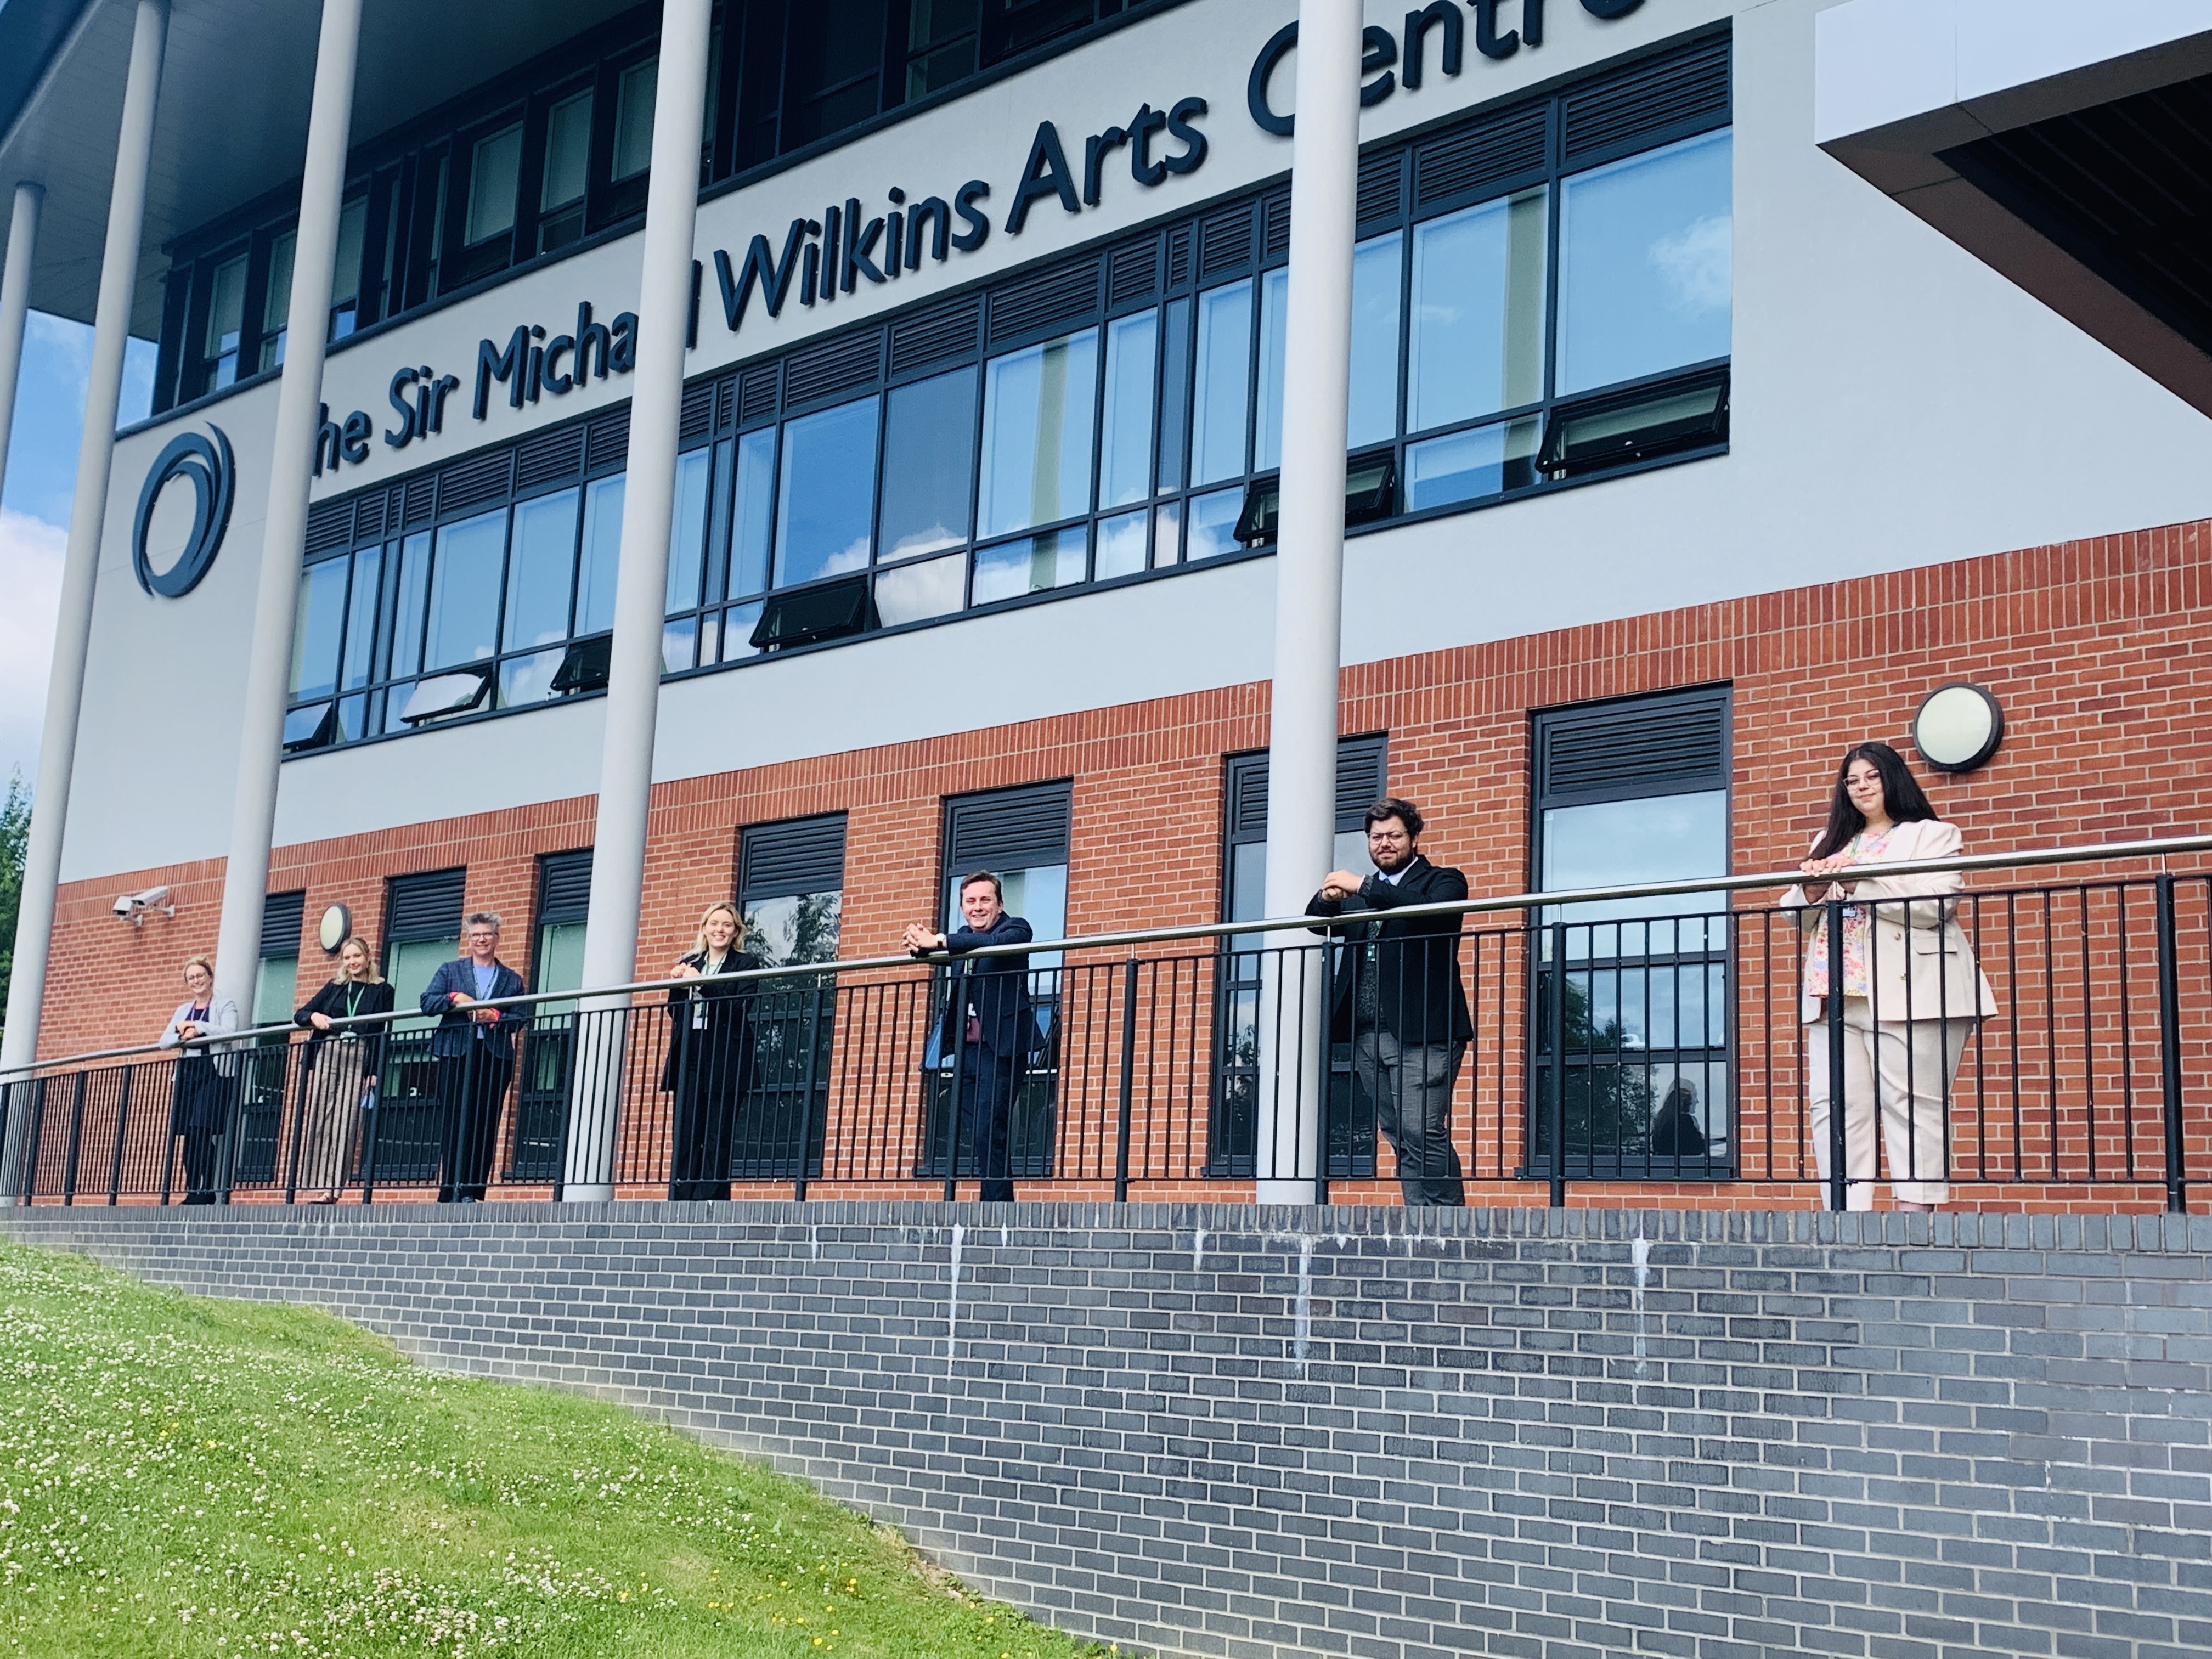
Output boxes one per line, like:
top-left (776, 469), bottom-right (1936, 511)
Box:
top-left (1782, 817), bottom-right (2000, 1024)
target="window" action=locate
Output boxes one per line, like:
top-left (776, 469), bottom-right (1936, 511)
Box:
top-left (153, 3), bottom-right (1183, 415)
top-left (737, 814), bottom-right (845, 1178)
top-left (382, 868), bottom-right (465, 1017)
top-left (774, 397), bottom-right (878, 586)
top-left (1214, 737), bottom-right (1386, 1177)
top-left (253, 891), bottom-right (306, 1031)
top-left (928, 783), bottom-right (1070, 1177)
top-left (1530, 687), bottom-right (1733, 1177)
top-left (539, 91), bottom-right (594, 251)
top-left (377, 867), bottom-right (467, 1180)
top-left (465, 123), bottom-right (523, 245)
top-left (612, 59), bottom-right (657, 180)
top-left (284, 30), bottom-right (1733, 752)
top-left (201, 253), bottom-right (247, 390)
top-left (236, 889), bottom-right (308, 1185)
top-left (1556, 130), bottom-right (1731, 398)
top-left (257, 234), bottom-right (295, 373)
top-left (513, 848), bottom-right (592, 1181)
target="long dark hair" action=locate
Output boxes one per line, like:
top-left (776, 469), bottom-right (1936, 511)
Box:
top-left (1809, 741), bottom-right (1937, 860)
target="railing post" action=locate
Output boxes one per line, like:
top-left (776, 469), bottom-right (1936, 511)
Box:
top-left (942, 960), bottom-right (974, 1203)
top-left (358, 1048), bottom-right (382, 1206)
top-left (283, 1042), bottom-right (308, 1204)
top-left (215, 1056), bottom-right (240, 1205)
top-left (1547, 920), bottom-right (1567, 1209)
top-left (2156, 873), bottom-right (2188, 1215)
top-left (59, 1070), bottom-right (86, 1205)
top-left (1825, 898), bottom-right (1849, 1214)
top-left (792, 980), bottom-right (827, 1202)
top-left (105, 1065), bottom-right (133, 1204)
top-left (1114, 957), bottom-right (1139, 1203)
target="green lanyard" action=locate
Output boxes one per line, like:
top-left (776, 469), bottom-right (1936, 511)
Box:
top-left (343, 985), bottom-right (363, 1021)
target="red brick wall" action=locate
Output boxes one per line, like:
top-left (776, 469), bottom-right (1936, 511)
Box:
top-left (36, 518), bottom-right (2212, 1207)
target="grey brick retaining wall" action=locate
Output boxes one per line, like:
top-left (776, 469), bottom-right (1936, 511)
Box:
top-left (2, 1201), bottom-right (2208, 1659)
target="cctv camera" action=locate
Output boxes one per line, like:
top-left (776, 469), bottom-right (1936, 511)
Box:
top-left (112, 885), bottom-right (176, 927)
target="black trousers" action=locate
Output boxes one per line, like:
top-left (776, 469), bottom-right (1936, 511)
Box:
top-left (954, 1043), bottom-right (1020, 1203)
top-left (171, 1056), bottom-right (231, 1204)
top-left (669, 1076), bottom-right (740, 1201)
top-left (436, 1048), bottom-right (512, 1203)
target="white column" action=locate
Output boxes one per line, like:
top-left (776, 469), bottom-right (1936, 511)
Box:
top-left (0, 183), bottom-right (44, 504)
top-left (1255, 0), bottom-right (1361, 1207)
top-left (211, 0), bottom-right (364, 1022)
top-left (0, 0), bottom-right (169, 1202)
top-left (563, 0), bottom-right (714, 1202)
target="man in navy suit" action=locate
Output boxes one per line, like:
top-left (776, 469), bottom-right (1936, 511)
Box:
top-left (420, 911), bottom-right (527, 1203)
top-left (905, 872), bottom-right (1032, 1203)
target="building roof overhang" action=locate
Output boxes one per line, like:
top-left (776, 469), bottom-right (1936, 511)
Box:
top-left (1815, 0), bottom-right (2212, 419)
top-left (0, 0), bottom-right (641, 337)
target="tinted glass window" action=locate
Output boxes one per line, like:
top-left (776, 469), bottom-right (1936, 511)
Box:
top-left (466, 124), bottom-right (523, 243)
top-left (504, 488), bottom-right (579, 651)
top-left (1190, 280), bottom-right (1250, 486)
top-left (423, 510), bottom-right (506, 670)
top-left (978, 330), bottom-right (1097, 538)
top-left (1097, 311), bottom-right (1155, 509)
top-left (289, 557), bottom-right (348, 700)
top-left (879, 366), bottom-right (977, 556)
top-left (576, 474), bottom-right (625, 635)
top-left (729, 428), bottom-right (776, 598)
top-left (774, 396), bottom-right (878, 585)
top-left (542, 92), bottom-right (593, 208)
top-left (1408, 189), bottom-right (1548, 432)
top-left (1557, 131), bottom-right (1732, 396)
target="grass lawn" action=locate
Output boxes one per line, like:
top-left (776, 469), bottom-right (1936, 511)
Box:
top-left (0, 1240), bottom-right (1115, 1658)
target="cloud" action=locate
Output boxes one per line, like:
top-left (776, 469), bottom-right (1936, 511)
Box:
top-left (1649, 213), bottom-right (1732, 317)
top-left (0, 508), bottom-right (66, 786)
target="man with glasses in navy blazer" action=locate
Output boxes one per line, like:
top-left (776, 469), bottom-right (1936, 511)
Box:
top-left (421, 911), bottom-right (527, 1203)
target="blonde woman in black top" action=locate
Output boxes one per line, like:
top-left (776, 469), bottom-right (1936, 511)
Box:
top-left (292, 936), bottom-right (396, 1201)
top-left (662, 903), bottom-right (764, 1201)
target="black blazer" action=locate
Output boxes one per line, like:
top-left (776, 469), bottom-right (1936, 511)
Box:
top-left (294, 979), bottom-right (397, 1074)
top-left (925, 913), bottom-right (1034, 1059)
top-left (1306, 855), bottom-right (1475, 1046)
top-left (659, 950), bottom-right (765, 1094)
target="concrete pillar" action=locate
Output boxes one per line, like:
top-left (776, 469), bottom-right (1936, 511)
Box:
top-left (1255, 0), bottom-right (1361, 1206)
top-left (211, 0), bottom-right (365, 1023)
top-left (0, 183), bottom-right (44, 506)
top-left (563, 0), bottom-right (715, 1201)
top-left (0, 0), bottom-right (170, 1201)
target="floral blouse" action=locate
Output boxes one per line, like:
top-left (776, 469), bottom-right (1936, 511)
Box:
top-left (1801, 827), bottom-right (1897, 1000)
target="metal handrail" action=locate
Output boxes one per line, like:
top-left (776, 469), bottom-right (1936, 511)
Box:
top-left (5, 828), bottom-right (2207, 1082)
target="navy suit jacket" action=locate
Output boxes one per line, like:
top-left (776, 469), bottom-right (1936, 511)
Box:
top-left (927, 913), bottom-right (1034, 1059)
top-left (420, 958), bottom-right (528, 1060)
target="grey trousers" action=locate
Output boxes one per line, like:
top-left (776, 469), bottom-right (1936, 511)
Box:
top-left (1352, 1029), bottom-right (1468, 1206)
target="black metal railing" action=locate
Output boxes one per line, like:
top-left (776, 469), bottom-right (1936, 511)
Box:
top-left (3, 836), bottom-right (2208, 1212)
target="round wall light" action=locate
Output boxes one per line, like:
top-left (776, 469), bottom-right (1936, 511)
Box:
top-left (1912, 682), bottom-right (2004, 774)
top-left (317, 903), bottom-right (353, 955)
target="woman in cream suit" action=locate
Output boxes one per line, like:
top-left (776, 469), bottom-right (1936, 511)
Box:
top-left (1787, 743), bottom-right (1999, 1210)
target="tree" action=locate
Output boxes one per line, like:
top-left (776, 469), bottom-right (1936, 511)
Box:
top-left (0, 771), bottom-right (27, 1039)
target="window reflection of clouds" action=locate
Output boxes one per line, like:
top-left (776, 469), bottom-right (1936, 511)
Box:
top-left (1558, 130), bottom-right (1732, 396)
top-left (774, 396), bottom-right (879, 586)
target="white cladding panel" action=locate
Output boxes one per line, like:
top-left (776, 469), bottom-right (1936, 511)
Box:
top-left (57, 0), bottom-right (2212, 882)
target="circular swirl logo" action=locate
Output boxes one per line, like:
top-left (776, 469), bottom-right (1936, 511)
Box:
top-left (131, 426), bottom-right (235, 599)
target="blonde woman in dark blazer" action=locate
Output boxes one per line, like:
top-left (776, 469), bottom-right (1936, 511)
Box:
top-left (1785, 743), bottom-right (1999, 1211)
top-left (159, 955), bottom-right (242, 1204)
top-left (292, 936), bottom-right (395, 1201)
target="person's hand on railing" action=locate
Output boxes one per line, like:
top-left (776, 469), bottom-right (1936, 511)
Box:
top-left (1318, 870), bottom-right (1365, 901)
top-left (308, 1012), bottom-right (335, 1032)
top-left (902, 922), bottom-right (947, 955)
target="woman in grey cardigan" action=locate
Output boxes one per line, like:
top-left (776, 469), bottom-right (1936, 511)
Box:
top-left (159, 955), bottom-right (241, 1204)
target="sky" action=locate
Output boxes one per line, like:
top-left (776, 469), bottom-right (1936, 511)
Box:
top-left (0, 314), bottom-right (157, 796)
